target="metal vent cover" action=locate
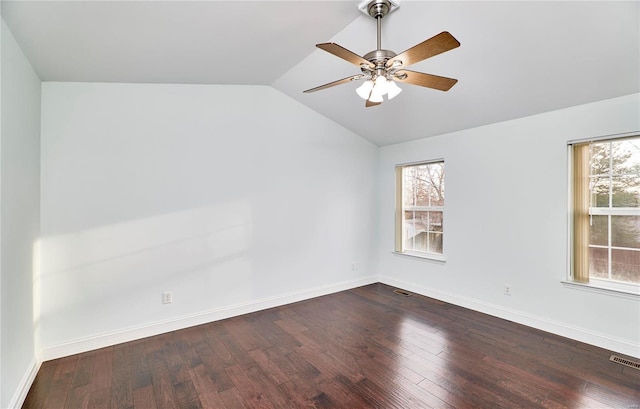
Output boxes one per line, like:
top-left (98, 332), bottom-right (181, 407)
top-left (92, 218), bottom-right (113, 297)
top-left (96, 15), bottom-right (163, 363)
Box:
top-left (610, 355), bottom-right (640, 370)
top-left (393, 289), bottom-right (412, 297)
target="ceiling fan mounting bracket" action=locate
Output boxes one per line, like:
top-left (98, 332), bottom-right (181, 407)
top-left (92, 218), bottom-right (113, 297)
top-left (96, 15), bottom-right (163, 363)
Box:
top-left (358, 0), bottom-right (399, 19)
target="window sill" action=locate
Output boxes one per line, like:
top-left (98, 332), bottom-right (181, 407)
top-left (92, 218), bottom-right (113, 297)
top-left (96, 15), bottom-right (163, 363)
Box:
top-left (561, 280), bottom-right (640, 300)
top-left (392, 251), bottom-right (446, 262)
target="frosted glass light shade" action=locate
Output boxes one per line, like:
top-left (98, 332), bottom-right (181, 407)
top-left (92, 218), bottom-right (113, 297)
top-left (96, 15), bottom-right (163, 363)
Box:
top-left (374, 76), bottom-right (389, 94)
top-left (369, 76), bottom-right (388, 102)
top-left (387, 80), bottom-right (402, 99)
top-left (356, 76), bottom-right (402, 102)
top-left (368, 91), bottom-right (384, 103)
top-left (356, 80), bottom-right (374, 100)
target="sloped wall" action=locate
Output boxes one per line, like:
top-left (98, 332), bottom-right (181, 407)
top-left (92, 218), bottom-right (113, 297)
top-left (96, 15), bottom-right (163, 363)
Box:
top-left (40, 82), bottom-right (378, 357)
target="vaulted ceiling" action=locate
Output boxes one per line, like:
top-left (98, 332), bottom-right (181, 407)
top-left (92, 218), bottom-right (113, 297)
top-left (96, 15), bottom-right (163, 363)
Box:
top-left (2, 1), bottom-right (638, 146)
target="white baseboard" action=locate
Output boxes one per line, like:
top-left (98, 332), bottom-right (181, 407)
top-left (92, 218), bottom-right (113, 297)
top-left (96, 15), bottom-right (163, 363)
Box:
top-left (42, 276), bottom-right (378, 361)
top-left (8, 357), bottom-right (41, 409)
top-left (380, 275), bottom-right (640, 359)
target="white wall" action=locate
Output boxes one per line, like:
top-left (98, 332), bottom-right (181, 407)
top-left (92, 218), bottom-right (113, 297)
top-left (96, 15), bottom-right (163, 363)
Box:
top-left (0, 19), bottom-right (42, 408)
top-left (40, 82), bottom-right (378, 357)
top-left (378, 93), bottom-right (640, 358)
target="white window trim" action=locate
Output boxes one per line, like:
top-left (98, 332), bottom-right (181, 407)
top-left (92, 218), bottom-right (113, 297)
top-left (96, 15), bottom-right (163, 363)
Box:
top-left (392, 250), bottom-right (446, 262)
top-left (561, 280), bottom-right (639, 300)
top-left (395, 160), bottom-right (446, 261)
top-left (566, 131), bottom-right (640, 296)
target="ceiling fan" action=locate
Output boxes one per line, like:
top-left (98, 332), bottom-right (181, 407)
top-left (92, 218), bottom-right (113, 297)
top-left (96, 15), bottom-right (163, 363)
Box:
top-left (303, 0), bottom-right (460, 107)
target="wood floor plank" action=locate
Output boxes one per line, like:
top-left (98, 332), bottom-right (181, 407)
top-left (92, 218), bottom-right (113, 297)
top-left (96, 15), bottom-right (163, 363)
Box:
top-left (131, 384), bottom-right (157, 409)
top-left (70, 352), bottom-right (96, 388)
top-left (86, 387), bottom-right (111, 409)
top-left (276, 380), bottom-right (317, 408)
top-left (144, 335), bottom-right (180, 409)
top-left (224, 364), bottom-right (275, 409)
top-left (129, 340), bottom-right (152, 392)
top-left (187, 364), bottom-right (228, 409)
top-left (218, 387), bottom-right (248, 409)
top-left (41, 356), bottom-right (77, 409)
top-left (111, 344), bottom-right (134, 409)
top-left (199, 324), bottom-right (237, 368)
top-left (247, 348), bottom-right (290, 386)
top-left (64, 383), bottom-right (92, 409)
top-left (23, 283), bottom-right (640, 409)
top-left (190, 337), bottom-right (235, 392)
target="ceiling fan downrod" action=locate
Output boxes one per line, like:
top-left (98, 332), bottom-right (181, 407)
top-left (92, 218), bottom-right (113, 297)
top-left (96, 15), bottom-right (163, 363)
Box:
top-left (362, 0), bottom-right (397, 76)
top-left (366, 0), bottom-right (390, 51)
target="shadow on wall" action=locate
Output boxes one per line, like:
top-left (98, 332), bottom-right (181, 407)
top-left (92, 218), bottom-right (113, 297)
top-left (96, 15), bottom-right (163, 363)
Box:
top-left (38, 201), bottom-right (255, 343)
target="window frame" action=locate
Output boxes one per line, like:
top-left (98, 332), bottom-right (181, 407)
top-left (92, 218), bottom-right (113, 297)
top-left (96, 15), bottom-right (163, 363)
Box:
top-left (394, 159), bottom-right (446, 262)
top-left (567, 132), bottom-right (640, 297)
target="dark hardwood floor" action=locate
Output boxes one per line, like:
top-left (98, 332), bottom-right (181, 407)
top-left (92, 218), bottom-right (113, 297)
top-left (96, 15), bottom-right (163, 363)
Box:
top-left (23, 283), bottom-right (640, 408)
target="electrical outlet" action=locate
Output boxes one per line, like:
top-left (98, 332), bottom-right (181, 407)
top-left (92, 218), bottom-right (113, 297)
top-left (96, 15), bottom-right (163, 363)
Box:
top-left (504, 284), bottom-right (511, 296)
top-left (162, 291), bottom-right (173, 304)
top-left (351, 262), bottom-right (359, 270)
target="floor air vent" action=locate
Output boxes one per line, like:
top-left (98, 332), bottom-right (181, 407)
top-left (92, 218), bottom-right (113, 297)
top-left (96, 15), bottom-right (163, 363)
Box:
top-left (610, 355), bottom-right (640, 370)
top-left (393, 289), bottom-right (412, 297)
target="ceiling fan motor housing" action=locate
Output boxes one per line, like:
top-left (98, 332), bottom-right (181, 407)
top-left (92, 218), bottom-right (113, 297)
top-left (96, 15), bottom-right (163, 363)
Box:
top-left (363, 49), bottom-right (396, 63)
top-left (362, 49), bottom-right (397, 77)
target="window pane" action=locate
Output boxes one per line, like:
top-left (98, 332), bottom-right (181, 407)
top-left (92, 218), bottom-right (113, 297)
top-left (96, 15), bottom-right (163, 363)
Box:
top-left (589, 215), bottom-right (608, 246)
top-left (404, 210), bottom-right (428, 227)
top-left (590, 175), bottom-right (610, 207)
top-left (403, 170), bottom-right (416, 206)
top-left (403, 210), bottom-right (427, 252)
top-left (611, 216), bottom-right (640, 249)
top-left (414, 165), bottom-right (430, 206)
top-left (611, 248), bottom-right (640, 283)
top-left (429, 163), bottom-right (445, 207)
top-left (591, 138), bottom-right (640, 208)
top-left (612, 176), bottom-right (640, 207)
top-left (588, 247), bottom-right (608, 279)
top-left (428, 211), bottom-right (443, 232)
top-left (404, 163), bottom-right (444, 207)
top-left (428, 232), bottom-right (443, 254)
top-left (611, 139), bottom-right (640, 176)
top-left (591, 141), bottom-right (611, 175)
top-left (590, 142), bottom-right (610, 175)
top-left (403, 210), bottom-right (443, 254)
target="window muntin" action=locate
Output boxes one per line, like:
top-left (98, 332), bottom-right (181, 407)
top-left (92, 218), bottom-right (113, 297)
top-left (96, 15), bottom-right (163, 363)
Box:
top-left (396, 161), bottom-right (445, 258)
top-left (571, 136), bottom-right (640, 287)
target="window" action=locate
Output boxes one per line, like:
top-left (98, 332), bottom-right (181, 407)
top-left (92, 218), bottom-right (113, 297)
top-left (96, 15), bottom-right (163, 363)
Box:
top-left (570, 136), bottom-right (640, 290)
top-left (395, 161), bottom-right (445, 259)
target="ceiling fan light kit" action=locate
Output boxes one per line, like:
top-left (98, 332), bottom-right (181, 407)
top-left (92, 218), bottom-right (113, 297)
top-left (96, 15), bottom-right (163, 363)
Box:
top-left (303, 0), bottom-right (460, 108)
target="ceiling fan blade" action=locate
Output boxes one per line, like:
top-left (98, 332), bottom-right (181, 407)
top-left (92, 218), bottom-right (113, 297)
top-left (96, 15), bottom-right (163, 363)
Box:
top-left (366, 99), bottom-right (381, 108)
top-left (394, 70), bottom-right (458, 91)
top-left (316, 43), bottom-right (374, 68)
top-left (365, 89), bottom-right (381, 108)
top-left (303, 75), bottom-right (363, 93)
top-left (387, 32), bottom-right (460, 69)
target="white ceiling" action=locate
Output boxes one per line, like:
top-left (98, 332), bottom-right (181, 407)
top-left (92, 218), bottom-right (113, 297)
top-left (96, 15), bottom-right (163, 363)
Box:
top-left (2, 1), bottom-right (638, 146)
